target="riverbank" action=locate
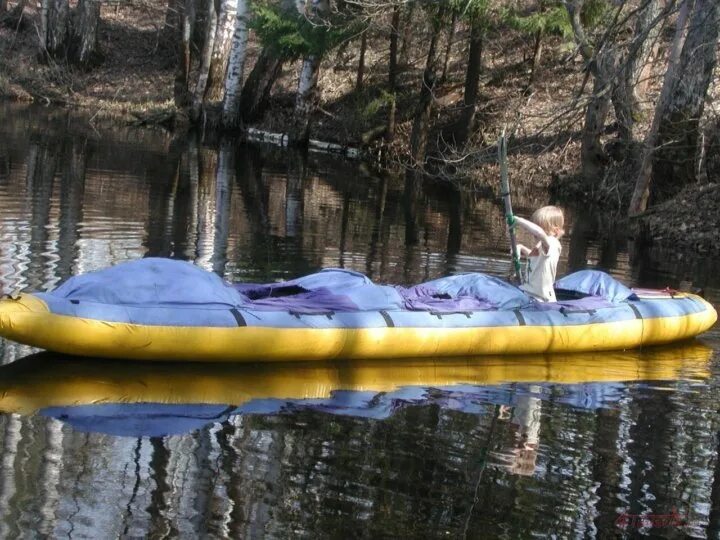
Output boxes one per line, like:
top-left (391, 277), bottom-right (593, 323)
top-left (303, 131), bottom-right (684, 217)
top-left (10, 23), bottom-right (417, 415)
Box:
top-left (641, 182), bottom-right (720, 257)
top-left (0, 1), bottom-right (585, 184)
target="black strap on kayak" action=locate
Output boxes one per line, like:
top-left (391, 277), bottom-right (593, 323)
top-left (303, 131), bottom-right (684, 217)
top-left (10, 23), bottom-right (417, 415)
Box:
top-left (628, 304), bottom-right (643, 320)
top-left (289, 310), bottom-right (335, 319)
top-left (429, 311), bottom-right (473, 319)
top-left (513, 309), bottom-right (526, 326)
top-left (559, 307), bottom-right (596, 316)
top-left (379, 310), bottom-right (395, 327)
top-left (230, 308), bottom-right (247, 326)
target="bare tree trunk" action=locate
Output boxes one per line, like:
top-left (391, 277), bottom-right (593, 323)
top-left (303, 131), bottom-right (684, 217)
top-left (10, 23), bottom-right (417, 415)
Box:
top-left (629, 0), bottom-right (692, 215)
top-left (409, 7), bottom-right (445, 167)
top-left (399, 1), bottom-right (415, 66)
top-left (43, 0), bottom-right (70, 56)
top-left (356, 31), bottom-right (367, 91)
top-left (240, 47), bottom-right (284, 122)
top-left (385, 5), bottom-right (400, 142)
top-left (649, 0), bottom-right (719, 203)
top-left (40, 0), bottom-right (49, 48)
top-left (567, 0), bottom-right (617, 183)
top-left (173, 0), bottom-right (195, 107)
top-left (69, 0), bottom-right (100, 67)
top-left (528, 29), bottom-right (543, 88)
top-left (191, 0), bottom-right (217, 121)
top-left (440, 11), bottom-right (457, 83)
top-left (581, 50), bottom-right (616, 182)
top-left (457, 21), bottom-right (483, 146)
top-left (612, 0), bottom-right (661, 144)
top-left (221, 0), bottom-right (249, 129)
top-left (205, 0), bottom-right (237, 104)
top-left (0, 0), bottom-right (7, 14)
top-left (164, 0), bottom-right (181, 36)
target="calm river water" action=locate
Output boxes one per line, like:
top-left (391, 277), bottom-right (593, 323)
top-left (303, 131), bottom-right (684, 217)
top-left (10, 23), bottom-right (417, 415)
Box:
top-left (0, 103), bottom-right (719, 538)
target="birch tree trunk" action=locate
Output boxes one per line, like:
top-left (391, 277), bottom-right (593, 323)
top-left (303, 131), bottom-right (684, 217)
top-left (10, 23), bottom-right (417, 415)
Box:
top-left (69, 0), bottom-right (100, 67)
top-left (191, 0), bottom-right (217, 121)
top-left (204, 0), bottom-right (237, 104)
top-left (649, 0), bottom-right (719, 203)
top-left (290, 54), bottom-right (322, 144)
top-left (221, 0), bottom-right (249, 129)
top-left (289, 0), bottom-right (328, 145)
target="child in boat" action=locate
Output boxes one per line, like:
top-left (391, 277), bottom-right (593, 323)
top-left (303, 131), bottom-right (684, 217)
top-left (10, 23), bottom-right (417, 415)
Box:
top-left (513, 205), bottom-right (565, 303)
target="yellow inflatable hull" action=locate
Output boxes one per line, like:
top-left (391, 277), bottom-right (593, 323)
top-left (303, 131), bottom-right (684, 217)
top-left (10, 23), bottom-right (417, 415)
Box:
top-left (0, 292), bottom-right (716, 362)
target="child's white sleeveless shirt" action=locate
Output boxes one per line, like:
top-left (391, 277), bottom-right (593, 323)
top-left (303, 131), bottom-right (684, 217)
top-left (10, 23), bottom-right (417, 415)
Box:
top-left (520, 237), bottom-right (561, 302)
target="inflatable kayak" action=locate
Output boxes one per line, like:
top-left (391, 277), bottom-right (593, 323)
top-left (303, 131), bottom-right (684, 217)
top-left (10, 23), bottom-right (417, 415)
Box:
top-left (0, 258), bottom-right (715, 362)
top-left (0, 345), bottom-right (711, 436)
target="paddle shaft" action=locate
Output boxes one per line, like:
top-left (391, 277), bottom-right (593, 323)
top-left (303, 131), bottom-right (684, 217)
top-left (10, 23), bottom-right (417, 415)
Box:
top-left (499, 132), bottom-right (522, 283)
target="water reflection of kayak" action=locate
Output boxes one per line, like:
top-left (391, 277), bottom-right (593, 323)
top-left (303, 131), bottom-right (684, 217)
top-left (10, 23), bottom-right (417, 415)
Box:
top-left (0, 344), bottom-right (711, 437)
top-left (0, 259), bottom-right (716, 362)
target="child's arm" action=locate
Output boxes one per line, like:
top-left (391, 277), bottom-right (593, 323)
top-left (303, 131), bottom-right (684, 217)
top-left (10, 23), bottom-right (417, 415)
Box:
top-left (513, 217), bottom-right (552, 252)
top-left (515, 243), bottom-right (531, 257)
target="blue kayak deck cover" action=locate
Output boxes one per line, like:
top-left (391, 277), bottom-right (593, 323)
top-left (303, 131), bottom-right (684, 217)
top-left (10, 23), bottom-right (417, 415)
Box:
top-left (37, 258), bottom-right (637, 323)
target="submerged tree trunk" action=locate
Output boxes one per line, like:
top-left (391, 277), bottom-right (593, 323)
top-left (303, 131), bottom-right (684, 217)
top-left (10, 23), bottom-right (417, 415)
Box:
top-left (69, 0), bottom-right (100, 67)
top-left (173, 0), bottom-right (195, 107)
top-left (457, 21), bottom-right (483, 146)
top-left (205, 0), bottom-right (237, 104)
top-left (409, 7), bottom-right (445, 167)
top-left (649, 0), bottom-right (719, 203)
top-left (221, 0), bottom-right (249, 129)
top-left (191, 0), bottom-right (217, 121)
top-left (385, 5), bottom-right (401, 142)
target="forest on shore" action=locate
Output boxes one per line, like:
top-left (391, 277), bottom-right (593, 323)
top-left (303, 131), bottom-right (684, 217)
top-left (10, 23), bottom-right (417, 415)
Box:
top-left (1, 0), bottom-right (719, 254)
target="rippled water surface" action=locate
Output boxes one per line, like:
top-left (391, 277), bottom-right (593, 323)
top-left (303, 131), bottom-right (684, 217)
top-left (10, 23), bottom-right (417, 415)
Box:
top-left (0, 103), bottom-right (719, 538)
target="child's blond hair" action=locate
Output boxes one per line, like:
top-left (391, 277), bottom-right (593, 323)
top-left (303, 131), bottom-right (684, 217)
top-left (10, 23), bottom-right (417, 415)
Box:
top-left (531, 206), bottom-right (564, 234)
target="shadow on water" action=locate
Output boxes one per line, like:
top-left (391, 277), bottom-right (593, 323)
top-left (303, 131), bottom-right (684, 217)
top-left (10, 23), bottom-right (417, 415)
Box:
top-left (0, 102), bottom-right (719, 537)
